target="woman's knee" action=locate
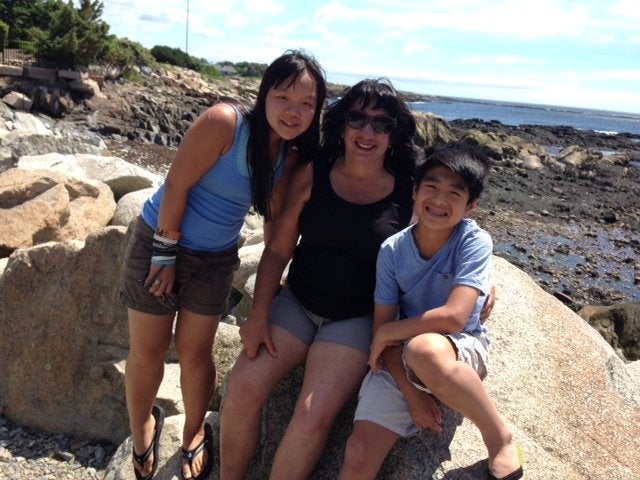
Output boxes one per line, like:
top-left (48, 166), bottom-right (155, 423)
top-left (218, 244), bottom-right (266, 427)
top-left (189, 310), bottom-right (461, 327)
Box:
top-left (223, 359), bottom-right (274, 412)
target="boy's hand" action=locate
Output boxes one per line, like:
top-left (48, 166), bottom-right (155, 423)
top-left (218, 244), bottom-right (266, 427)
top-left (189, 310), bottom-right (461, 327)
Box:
top-left (406, 389), bottom-right (443, 432)
top-left (368, 324), bottom-right (401, 372)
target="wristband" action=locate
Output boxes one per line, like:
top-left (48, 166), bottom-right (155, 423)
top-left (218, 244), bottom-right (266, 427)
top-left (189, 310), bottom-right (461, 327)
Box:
top-left (152, 233), bottom-right (179, 266)
top-left (151, 255), bottom-right (177, 266)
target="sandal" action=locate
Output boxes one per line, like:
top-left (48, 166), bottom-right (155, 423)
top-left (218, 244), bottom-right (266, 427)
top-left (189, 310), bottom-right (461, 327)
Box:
top-left (181, 422), bottom-right (213, 480)
top-left (132, 404), bottom-right (165, 480)
top-left (488, 465), bottom-right (524, 480)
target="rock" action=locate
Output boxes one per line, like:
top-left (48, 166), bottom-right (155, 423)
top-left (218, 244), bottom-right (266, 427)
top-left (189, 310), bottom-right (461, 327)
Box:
top-left (0, 168), bottom-right (115, 256)
top-left (68, 78), bottom-right (101, 96)
top-left (0, 226), bottom-right (243, 445)
top-left (2, 91), bottom-right (33, 111)
top-left (3, 134), bottom-right (105, 162)
top-left (577, 303), bottom-right (640, 361)
top-left (232, 242), bottom-right (264, 292)
top-left (110, 188), bottom-right (154, 227)
top-left (412, 111), bottom-right (457, 148)
top-left (0, 228), bottom-right (130, 444)
top-left (100, 257), bottom-right (640, 478)
top-left (17, 153), bottom-right (162, 200)
top-left (8, 111), bottom-right (52, 136)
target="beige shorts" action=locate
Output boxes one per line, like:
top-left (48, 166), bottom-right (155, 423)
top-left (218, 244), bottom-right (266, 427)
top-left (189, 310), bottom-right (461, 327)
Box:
top-left (404, 331), bottom-right (490, 393)
top-left (354, 331), bottom-right (490, 437)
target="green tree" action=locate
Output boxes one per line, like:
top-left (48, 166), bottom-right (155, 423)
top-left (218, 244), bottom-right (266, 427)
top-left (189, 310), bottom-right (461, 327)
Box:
top-left (102, 37), bottom-right (154, 67)
top-left (0, 19), bottom-right (8, 46)
top-left (0, 0), bottom-right (47, 45)
top-left (36, 0), bottom-right (111, 67)
top-left (234, 61), bottom-right (267, 78)
top-left (150, 45), bottom-right (201, 71)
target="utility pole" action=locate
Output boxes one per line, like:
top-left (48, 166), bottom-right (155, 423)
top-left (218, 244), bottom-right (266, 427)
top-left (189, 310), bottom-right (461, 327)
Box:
top-left (186, 0), bottom-right (190, 54)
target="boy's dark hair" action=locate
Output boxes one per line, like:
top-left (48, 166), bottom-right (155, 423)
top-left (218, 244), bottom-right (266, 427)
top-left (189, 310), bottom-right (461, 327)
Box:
top-left (247, 49), bottom-right (326, 220)
top-left (415, 143), bottom-right (492, 203)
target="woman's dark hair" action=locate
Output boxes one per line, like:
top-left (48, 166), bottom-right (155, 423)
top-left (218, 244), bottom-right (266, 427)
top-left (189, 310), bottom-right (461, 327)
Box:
top-left (318, 78), bottom-right (417, 179)
top-left (246, 49), bottom-right (326, 219)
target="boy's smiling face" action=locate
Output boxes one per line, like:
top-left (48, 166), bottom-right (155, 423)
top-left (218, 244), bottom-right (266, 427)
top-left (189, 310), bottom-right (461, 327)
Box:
top-left (413, 165), bottom-right (478, 232)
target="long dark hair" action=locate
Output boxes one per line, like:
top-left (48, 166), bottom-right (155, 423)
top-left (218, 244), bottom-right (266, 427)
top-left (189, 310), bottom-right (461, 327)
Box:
top-left (318, 78), bottom-right (417, 179)
top-left (246, 49), bottom-right (326, 219)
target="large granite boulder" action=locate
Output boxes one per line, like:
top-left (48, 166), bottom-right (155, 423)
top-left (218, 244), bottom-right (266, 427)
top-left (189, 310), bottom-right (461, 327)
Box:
top-left (101, 257), bottom-right (640, 479)
top-left (17, 152), bottom-right (162, 200)
top-left (0, 226), bottom-right (243, 445)
top-left (0, 168), bottom-right (116, 256)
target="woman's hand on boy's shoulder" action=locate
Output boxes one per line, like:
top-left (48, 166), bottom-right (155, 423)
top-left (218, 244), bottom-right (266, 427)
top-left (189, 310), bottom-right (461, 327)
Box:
top-left (480, 284), bottom-right (497, 323)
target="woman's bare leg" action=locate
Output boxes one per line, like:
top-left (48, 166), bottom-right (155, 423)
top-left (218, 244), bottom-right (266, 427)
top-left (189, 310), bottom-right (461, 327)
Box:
top-left (174, 309), bottom-right (221, 479)
top-left (268, 342), bottom-right (369, 480)
top-left (219, 325), bottom-right (309, 480)
top-left (125, 309), bottom-right (174, 478)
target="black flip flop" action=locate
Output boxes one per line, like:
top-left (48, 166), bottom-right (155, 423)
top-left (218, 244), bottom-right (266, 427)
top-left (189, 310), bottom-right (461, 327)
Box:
top-left (132, 404), bottom-right (165, 480)
top-left (488, 465), bottom-right (524, 480)
top-left (181, 422), bottom-right (213, 480)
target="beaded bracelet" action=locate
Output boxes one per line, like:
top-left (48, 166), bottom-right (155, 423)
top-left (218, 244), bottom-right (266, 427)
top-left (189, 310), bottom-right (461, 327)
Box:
top-left (155, 227), bottom-right (181, 241)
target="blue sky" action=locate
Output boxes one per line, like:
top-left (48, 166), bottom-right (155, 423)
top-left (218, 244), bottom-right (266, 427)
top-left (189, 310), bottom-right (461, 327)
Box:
top-left (99, 0), bottom-right (640, 114)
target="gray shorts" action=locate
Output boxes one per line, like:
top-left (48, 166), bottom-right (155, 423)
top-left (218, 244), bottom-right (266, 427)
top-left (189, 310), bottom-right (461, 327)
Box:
top-left (118, 216), bottom-right (239, 316)
top-left (269, 285), bottom-right (373, 354)
top-left (354, 331), bottom-right (490, 437)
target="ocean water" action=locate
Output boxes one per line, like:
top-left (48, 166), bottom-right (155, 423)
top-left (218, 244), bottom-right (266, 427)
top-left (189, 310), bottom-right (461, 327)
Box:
top-left (410, 97), bottom-right (640, 136)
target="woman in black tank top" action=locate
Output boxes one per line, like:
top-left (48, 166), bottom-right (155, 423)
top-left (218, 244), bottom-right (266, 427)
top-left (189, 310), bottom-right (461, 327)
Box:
top-left (220, 79), bottom-right (419, 479)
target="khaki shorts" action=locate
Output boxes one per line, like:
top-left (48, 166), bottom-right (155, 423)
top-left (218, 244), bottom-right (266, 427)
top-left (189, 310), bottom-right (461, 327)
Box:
top-left (354, 331), bottom-right (490, 437)
top-left (118, 217), bottom-right (239, 316)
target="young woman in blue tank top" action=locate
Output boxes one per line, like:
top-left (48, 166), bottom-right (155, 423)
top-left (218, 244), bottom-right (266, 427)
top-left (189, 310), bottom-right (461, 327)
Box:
top-left (118, 50), bottom-right (326, 480)
top-left (219, 79), bottom-right (418, 480)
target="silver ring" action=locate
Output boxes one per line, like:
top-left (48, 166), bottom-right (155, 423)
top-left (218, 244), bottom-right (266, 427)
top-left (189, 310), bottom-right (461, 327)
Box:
top-left (153, 279), bottom-right (161, 285)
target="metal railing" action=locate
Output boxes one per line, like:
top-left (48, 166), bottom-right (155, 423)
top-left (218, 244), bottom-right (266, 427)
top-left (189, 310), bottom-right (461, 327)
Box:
top-left (1, 39), bottom-right (40, 66)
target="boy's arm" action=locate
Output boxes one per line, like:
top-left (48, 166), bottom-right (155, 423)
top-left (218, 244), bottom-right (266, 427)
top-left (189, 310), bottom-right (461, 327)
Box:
top-left (372, 304), bottom-right (443, 432)
top-left (371, 284), bottom-right (480, 354)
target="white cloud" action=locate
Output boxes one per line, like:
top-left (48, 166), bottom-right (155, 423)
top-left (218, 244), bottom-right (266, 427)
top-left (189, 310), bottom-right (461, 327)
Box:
top-left (402, 41), bottom-right (432, 55)
top-left (460, 54), bottom-right (543, 66)
top-left (244, 0), bottom-right (285, 14)
top-left (589, 69), bottom-right (640, 81)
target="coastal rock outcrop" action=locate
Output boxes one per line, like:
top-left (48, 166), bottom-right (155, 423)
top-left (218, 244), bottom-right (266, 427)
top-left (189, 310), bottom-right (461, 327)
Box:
top-left (98, 258), bottom-right (640, 479)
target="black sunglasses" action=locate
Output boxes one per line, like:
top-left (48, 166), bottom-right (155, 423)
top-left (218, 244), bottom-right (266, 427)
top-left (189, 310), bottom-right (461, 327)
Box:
top-left (345, 110), bottom-right (396, 135)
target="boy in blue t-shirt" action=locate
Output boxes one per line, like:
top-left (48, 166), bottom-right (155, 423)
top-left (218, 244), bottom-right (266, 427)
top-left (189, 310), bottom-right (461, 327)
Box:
top-left (339, 144), bottom-right (523, 480)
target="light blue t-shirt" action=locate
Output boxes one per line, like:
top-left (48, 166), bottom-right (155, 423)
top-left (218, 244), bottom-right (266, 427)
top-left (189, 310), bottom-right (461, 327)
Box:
top-left (374, 218), bottom-right (492, 335)
top-left (141, 106), bottom-right (286, 252)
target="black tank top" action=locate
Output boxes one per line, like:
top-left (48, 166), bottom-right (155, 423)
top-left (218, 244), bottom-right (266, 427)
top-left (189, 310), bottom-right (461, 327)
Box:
top-left (287, 158), bottom-right (413, 320)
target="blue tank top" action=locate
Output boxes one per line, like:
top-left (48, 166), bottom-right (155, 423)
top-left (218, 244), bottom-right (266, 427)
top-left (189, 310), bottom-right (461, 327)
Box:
top-left (141, 106), bottom-right (287, 251)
